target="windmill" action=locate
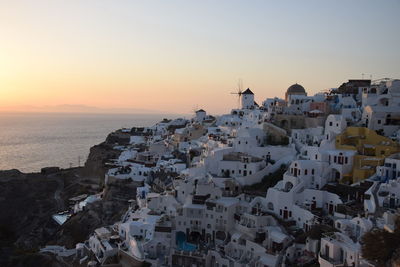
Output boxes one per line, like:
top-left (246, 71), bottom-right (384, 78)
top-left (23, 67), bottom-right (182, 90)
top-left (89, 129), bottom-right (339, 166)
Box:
top-left (231, 79), bottom-right (243, 109)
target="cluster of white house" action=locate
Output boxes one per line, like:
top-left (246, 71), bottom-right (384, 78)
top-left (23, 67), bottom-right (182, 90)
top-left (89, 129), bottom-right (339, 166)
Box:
top-left (73, 79), bottom-right (400, 267)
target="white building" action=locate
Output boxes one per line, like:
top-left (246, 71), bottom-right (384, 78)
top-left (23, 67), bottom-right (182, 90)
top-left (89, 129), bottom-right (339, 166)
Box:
top-left (376, 152), bottom-right (400, 182)
top-left (195, 109), bottom-right (207, 122)
top-left (318, 232), bottom-right (361, 267)
top-left (361, 79), bottom-right (400, 136)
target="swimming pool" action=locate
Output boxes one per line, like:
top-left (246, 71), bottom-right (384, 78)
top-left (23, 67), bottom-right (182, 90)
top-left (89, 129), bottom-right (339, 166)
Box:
top-left (176, 232), bottom-right (197, 251)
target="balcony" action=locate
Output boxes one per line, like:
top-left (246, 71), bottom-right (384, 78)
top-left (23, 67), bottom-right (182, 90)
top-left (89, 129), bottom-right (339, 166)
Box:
top-left (319, 252), bottom-right (345, 267)
top-left (191, 224), bottom-right (202, 231)
top-left (215, 224), bottom-right (225, 231)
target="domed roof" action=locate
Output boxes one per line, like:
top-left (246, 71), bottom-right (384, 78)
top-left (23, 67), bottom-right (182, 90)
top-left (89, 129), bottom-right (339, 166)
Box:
top-left (287, 83), bottom-right (306, 94)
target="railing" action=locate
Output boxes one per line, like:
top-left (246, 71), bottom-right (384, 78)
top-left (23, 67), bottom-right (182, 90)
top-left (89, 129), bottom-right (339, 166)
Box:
top-left (319, 252), bottom-right (344, 266)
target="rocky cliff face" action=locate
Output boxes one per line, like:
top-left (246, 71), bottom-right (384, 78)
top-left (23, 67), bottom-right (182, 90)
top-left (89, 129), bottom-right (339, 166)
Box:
top-left (0, 131), bottom-right (131, 266)
top-left (82, 132), bottom-right (125, 186)
top-left (52, 181), bottom-right (137, 248)
top-left (0, 169), bottom-right (77, 266)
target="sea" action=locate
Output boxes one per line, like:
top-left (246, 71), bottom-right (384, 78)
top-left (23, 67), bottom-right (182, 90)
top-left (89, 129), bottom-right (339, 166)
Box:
top-left (0, 112), bottom-right (182, 173)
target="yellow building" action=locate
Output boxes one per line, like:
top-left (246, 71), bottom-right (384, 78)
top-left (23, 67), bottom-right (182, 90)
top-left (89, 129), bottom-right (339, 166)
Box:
top-left (335, 127), bottom-right (400, 183)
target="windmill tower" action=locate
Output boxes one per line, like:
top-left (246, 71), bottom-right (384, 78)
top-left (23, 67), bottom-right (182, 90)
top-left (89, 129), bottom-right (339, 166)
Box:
top-left (241, 88), bottom-right (255, 109)
top-left (231, 79), bottom-right (244, 109)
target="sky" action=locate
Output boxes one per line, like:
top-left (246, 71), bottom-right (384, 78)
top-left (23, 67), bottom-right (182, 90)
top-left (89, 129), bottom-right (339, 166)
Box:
top-left (0, 0), bottom-right (399, 114)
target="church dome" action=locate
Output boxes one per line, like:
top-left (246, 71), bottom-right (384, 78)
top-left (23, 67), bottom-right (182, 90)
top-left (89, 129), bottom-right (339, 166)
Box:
top-left (287, 83), bottom-right (306, 94)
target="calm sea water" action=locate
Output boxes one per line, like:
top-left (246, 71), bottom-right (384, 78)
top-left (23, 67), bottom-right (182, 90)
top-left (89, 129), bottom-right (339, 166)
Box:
top-left (0, 113), bottom-right (174, 172)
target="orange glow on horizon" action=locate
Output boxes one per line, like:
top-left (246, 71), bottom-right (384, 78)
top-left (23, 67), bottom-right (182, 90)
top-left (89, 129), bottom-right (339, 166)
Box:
top-left (1, 1), bottom-right (399, 114)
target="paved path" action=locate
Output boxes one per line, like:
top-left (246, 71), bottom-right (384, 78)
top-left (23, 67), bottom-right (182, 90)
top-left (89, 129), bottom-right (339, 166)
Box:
top-left (53, 177), bottom-right (65, 211)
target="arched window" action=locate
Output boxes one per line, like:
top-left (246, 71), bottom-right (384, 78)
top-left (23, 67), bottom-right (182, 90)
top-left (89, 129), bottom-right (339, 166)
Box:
top-left (284, 182), bottom-right (294, 192)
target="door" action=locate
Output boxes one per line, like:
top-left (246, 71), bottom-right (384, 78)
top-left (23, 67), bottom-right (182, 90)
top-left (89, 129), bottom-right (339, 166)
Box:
top-left (325, 245), bottom-right (330, 258)
top-left (311, 201), bottom-right (316, 210)
top-left (329, 204), bottom-right (334, 215)
top-left (283, 210), bottom-right (288, 219)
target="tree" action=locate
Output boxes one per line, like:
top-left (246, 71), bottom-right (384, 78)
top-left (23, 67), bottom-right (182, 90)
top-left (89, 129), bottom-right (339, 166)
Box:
top-left (361, 216), bottom-right (400, 266)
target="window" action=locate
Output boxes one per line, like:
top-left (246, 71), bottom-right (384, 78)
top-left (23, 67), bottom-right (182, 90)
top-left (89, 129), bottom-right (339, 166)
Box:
top-left (312, 169), bottom-right (315, 175)
top-left (329, 122), bottom-right (333, 126)
top-left (305, 169), bottom-right (308, 175)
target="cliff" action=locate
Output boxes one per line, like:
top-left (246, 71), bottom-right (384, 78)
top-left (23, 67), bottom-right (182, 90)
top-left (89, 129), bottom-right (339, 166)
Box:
top-left (0, 130), bottom-right (133, 266)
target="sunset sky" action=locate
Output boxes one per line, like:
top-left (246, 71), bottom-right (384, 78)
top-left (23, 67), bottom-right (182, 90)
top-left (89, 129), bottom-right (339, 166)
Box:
top-left (1, 0), bottom-right (399, 114)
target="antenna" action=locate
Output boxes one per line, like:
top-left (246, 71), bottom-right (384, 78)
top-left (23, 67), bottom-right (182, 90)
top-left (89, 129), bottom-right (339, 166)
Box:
top-left (230, 79), bottom-right (243, 109)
